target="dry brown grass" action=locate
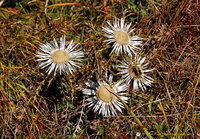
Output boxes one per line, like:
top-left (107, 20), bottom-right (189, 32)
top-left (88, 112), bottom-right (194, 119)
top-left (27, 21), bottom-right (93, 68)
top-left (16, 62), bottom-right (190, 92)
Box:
top-left (0, 0), bottom-right (199, 138)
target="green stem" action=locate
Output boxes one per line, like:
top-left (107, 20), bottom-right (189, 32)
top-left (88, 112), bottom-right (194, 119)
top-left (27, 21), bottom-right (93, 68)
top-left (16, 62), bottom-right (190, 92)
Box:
top-left (114, 93), bottom-right (153, 139)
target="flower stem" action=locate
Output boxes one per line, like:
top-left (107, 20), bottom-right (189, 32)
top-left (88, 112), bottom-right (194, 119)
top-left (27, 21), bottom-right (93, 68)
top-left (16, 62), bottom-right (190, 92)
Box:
top-left (115, 93), bottom-right (153, 139)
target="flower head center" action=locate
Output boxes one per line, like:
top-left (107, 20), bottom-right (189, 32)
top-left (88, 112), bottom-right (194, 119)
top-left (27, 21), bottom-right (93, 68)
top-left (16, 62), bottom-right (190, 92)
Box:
top-left (128, 64), bottom-right (142, 78)
top-left (51, 50), bottom-right (70, 64)
top-left (96, 85), bottom-right (115, 103)
top-left (114, 30), bottom-right (129, 45)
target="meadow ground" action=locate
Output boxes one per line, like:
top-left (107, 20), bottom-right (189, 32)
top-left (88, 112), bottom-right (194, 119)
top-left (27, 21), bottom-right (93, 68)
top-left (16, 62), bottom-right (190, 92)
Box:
top-left (0, 0), bottom-right (199, 138)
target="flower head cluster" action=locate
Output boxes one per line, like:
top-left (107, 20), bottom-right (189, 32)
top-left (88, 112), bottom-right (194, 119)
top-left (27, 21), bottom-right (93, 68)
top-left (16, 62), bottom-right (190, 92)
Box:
top-left (102, 18), bottom-right (154, 92)
top-left (35, 17), bottom-right (154, 117)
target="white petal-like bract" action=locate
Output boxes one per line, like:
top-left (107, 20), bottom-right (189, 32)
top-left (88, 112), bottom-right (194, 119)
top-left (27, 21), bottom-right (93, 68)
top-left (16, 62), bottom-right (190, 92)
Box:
top-left (118, 55), bottom-right (154, 91)
top-left (83, 74), bottom-right (128, 116)
top-left (36, 36), bottom-right (84, 76)
top-left (102, 18), bottom-right (142, 56)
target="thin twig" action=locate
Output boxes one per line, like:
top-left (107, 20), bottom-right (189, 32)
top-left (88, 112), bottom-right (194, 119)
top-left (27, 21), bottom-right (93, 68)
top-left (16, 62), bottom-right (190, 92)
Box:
top-left (45, 0), bottom-right (49, 14)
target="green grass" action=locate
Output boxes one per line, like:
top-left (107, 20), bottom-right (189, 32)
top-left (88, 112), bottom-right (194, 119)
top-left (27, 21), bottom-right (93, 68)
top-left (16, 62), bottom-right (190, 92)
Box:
top-left (0, 0), bottom-right (200, 138)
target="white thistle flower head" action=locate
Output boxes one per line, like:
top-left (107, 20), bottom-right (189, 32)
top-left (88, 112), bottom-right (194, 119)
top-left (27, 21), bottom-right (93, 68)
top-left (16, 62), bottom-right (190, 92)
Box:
top-left (118, 54), bottom-right (154, 91)
top-left (83, 74), bottom-right (128, 116)
top-left (102, 18), bottom-right (142, 56)
top-left (36, 36), bottom-right (84, 76)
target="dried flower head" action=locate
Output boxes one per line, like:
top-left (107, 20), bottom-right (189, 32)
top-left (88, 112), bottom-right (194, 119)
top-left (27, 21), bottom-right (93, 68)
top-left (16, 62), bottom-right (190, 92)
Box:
top-left (36, 36), bottom-right (84, 76)
top-left (102, 18), bottom-right (142, 56)
top-left (83, 74), bottom-right (128, 116)
top-left (118, 55), bottom-right (154, 91)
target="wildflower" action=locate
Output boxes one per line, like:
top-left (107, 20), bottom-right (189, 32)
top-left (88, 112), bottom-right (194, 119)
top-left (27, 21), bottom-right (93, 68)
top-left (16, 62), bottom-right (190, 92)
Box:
top-left (118, 55), bottom-right (154, 91)
top-left (136, 132), bottom-right (141, 137)
top-left (102, 18), bottom-right (142, 56)
top-left (36, 36), bottom-right (84, 76)
top-left (83, 74), bottom-right (128, 116)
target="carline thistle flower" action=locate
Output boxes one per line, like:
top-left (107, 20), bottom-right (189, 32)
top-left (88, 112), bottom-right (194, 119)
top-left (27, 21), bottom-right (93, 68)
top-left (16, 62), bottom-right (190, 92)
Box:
top-left (83, 74), bottom-right (129, 116)
top-left (36, 36), bottom-right (84, 76)
top-left (102, 18), bottom-right (142, 56)
top-left (118, 54), bottom-right (154, 91)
